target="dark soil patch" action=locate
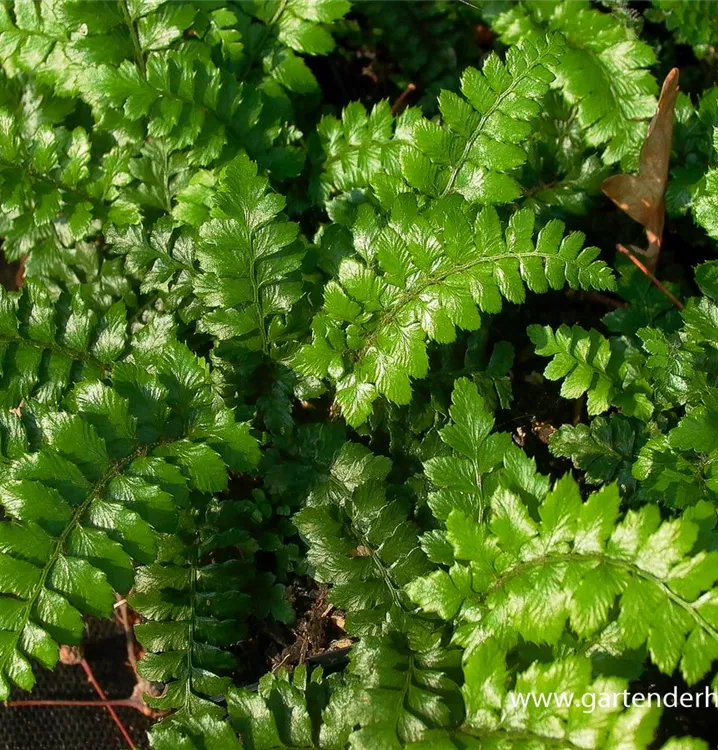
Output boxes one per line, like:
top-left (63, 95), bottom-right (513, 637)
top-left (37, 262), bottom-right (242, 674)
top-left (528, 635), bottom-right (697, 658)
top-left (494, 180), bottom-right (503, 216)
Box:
top-left (233, 577), bottom-right (350, 688)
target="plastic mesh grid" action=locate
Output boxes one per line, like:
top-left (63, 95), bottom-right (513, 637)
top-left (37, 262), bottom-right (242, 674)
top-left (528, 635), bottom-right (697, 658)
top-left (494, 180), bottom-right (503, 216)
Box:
top-left (0, 618), bottom-right (152, 749)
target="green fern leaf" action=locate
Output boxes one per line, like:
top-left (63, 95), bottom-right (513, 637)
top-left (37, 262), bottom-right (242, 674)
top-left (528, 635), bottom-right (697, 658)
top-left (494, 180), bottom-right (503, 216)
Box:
top-left (633, 397), bottom-right (718, 508)
top-left (149, 710), bottom-right (243, 750)
top-left (528, 323), bottom-right (653, 419)
top-left (493, 0), bottom-right (657, 168)
top-left (107, 218), bottom-right (200, 321)
top-left (648, 1), bottom-right (718, 58)
top-left (229, 664), bottom-right (349, 750)
top-left (408, 475), bottom-right (718, 685)
top-left (294, 442), bottom-right (431, 636)
top-left (0, 280), bottom-right (135, 409)
top-left (0, 106), bottom-right (139, 270)
top-left (0, 342), bottom-right (259, 698)
top-left (340, 631), bottom-right (463, 748)
top-left (549, 414), bottom-right (643, 491)
top-left (401, 33), bottom-right (564, 202)
top-left (313, 100), bottom-right (420, 207)
top-left (296, 201), bottom-right (614, 425)
top-left (193, 154), bottom-right (305, 355)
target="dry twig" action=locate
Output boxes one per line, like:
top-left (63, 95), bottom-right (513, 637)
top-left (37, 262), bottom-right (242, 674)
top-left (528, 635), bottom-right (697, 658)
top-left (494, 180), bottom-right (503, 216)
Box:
top-left (616, 244), bottom-right (684, 310)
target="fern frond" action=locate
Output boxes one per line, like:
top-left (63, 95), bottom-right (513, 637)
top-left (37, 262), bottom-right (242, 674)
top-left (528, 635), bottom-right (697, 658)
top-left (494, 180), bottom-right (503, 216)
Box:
top-left (132, 485), bottom-right (289, 726)
top-left (340, 631), bottom-right (463, 747)
top-left (528, 323), bottom-right (653, 419)
top-left (493, 0), bottom-right (657, 168)
top-left (682, 297), bottom-right (718, 352)
top-left (228, 664), bottom-right (350, 750)
top-left (692, 131), bottom-right (718, 241)
top-left (107, 218), bottom-right (199, 321)
top-left (88, 49), bottom-right (255, 168)
top-left (440, 639), bottom-right (694, 750)
top-left (0, 106), bottom-right (138, 269)
top-left (311, 32), bottom-right (563, 211)
top-left (408, 476), bottom-right (718, 685)
top-left (0, 280), bottom-right (135, 409)
top-left (648, 1), bottom-right (718, 58)
top-left (194, 154), bottom-right (305, 355)
top-left (0, 1), bottom-right (195, 92)
top-left (0, 342), bottom-right (259, 698)
top-left (226, 638), bottom-right (703, 750)
top-left (312, 100), bottom-right (420, 208)
top-left (231, 632), bottom-right (463, 749)
top-left (149, 711), bottom-right (242, 750)
top-left (401, 33), bottom-right (564, 203)
top-left (0, 1), bottom-right (120, 92)
top-left (632, 395), bottom-right (718, 508)
top-left (294, 442), bottom-right (431, 636)
top-left (420, 378), bottom-right (550, 564)
top-left (549, 414), bottom-right (643, 491)
top-left (295, 201), bottom-right (614, 425)
top-left (636, 325), bottom-right (708, 409)
top-left (420, 377), bottom-right (546, 562)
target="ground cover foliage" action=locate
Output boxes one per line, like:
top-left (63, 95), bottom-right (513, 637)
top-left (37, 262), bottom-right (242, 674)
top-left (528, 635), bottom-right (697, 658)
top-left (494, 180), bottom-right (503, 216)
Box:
top-left (0, 1), bottom-right (718, 748)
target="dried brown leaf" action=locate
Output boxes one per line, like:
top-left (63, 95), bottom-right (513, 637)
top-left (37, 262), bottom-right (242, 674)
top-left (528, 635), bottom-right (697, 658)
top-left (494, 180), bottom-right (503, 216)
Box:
top-left (601, 68), bottom-right (679, 270)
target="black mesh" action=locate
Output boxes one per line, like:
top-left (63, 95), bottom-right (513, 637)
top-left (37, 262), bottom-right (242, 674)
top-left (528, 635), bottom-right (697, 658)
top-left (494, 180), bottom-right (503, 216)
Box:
top-left (0, 619), bottom-right (151, 749)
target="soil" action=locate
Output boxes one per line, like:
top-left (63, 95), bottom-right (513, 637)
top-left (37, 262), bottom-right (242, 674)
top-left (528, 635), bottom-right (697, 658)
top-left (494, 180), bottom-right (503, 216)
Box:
top-left (233, 578), bottom-right (351, 688)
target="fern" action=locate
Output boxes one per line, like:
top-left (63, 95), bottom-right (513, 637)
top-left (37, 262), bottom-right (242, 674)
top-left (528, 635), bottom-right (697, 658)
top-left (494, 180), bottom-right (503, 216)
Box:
top-left (311, 32), bottom-right (564, 211)
top-left (400, 33), bottom-right (564, 203)
top-left (408, 476), bottom-right (718, 685)
top-left (632, 397), bottom-right (718, 508)
top-left (294, 442), bottom-right (431, 636)
top-left (531, 259), bottom-right (718, 512)
top-left (648, 1), bottom-right (718, 58)
top-left (549, 414), bottom-right (644, 491)
top-left (0, 280), bottom-right (134, 409)
top-left (692, 130), bottom-right (718, 242)
top-left (296, 204), bottom-right (614, 425)
top-left (528, 322), bottom-right (654, 418)
top-left (194, 154), bottom-right (305, 355)
top-left (4, 8), bottom-right (718, 749)
top-left (106, 218), bottom-right (200, 321)
top-left (0, 342), bottom-right (259, 697)
top-left (0, 105), bottom-right (138, 273)
top-left (491, 0), bottom-right (657, 168)
top-left (225, 643), bottom-right (706, 750)
top-left (312, 100), bottom-right (420, 209)
top-left (132, 480), bottom-right (291, 730)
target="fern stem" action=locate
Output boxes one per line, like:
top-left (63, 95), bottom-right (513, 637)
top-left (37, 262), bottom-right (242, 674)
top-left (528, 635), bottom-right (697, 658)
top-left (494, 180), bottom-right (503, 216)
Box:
top-left (184, 560), bottom-right (198, 705)
top-left (356, 250), bottom-right (587, 362)
top-left (236, 0), bottom-right (289, 84)
top-left (118, 0), bottom-right (146, 78)
top-left (249, 236), bottom-right (269, 355)
top-left (441, 45), bottom-right (556, 196)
